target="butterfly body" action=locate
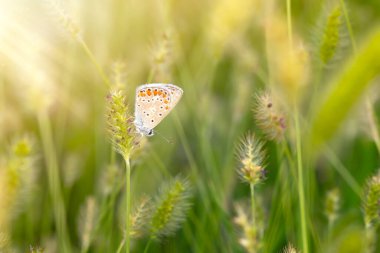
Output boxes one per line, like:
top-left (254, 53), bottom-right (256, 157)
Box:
top-left (134, 83), bottom-right (183, 136)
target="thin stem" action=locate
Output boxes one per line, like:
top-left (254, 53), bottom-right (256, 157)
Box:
top-left (286, 1), bottom-right (308, 251)
top-left (324, 148), bottom-right (362, 196)
top-left (286, 0), bottom-right (293, 47)
top-left (38, 110), bottom-right (71, 253)
top-left (0, 73), bottom-right (4, 144)
top-left (282, 141), bottom-right (296, 174)
top-left (294, 109), bottom-right (309, 253)
top-left (80, 244), bottom-right (89, 253)
top-left (250, 183), bottom-right (255, 224)
top-left (339, 0), bottom-right (357, 53)
top-left (116, 238), bottom-right (125, 253)
top-left (365, 100), bottom-right (380, 155)
top-left (110, 148), bottom-right (116, 165)
top-left (281, 140), bottom-right (298, 200)
top-left (147, 68), bottom-right (155, 83)
top-left (124, 155), bottom-right (131, 253)
top-left (326, 217), bottom-right (334, 245)
top-left (143, 237), bottom-right (153, 253)
top-left (77, 37), bottom-right (112, 89)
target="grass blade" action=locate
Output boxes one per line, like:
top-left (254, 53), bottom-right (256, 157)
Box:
top-left (310, 26), bottom-right (380, 149)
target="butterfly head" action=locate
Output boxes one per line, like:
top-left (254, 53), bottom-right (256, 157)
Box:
top-left (145, 129), bottom-right (154, 136)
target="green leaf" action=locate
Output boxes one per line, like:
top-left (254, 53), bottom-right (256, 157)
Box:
top-left (310, 26), bottom-right (380, 149)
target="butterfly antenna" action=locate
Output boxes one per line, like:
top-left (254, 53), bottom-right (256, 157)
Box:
top-left (155, 130), bottom-right (174, 144)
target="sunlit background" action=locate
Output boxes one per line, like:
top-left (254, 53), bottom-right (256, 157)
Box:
top-left (0, 0), bottom-right (380, 252)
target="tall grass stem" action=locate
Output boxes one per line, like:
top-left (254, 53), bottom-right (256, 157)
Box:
top-left (294, 109), bottom-right (308, 253)
top-left (286, 0), bottom-right (293, 46)
top-left (339, 0), bottom-right (357, 53)
top-left (365, 100), bottom-right (380, 154)
top-left (77, 38), bottom-right (112, 88)
top-left (124, 155), bottom-right (131, 253)
top-left (250, 183), bottom-right (255, 225)
top-left (324, 148), bottom-right (362, 196)
top-left (38, 110), bottom-right (71, 253)
top-left (286, 2), bottom-right (308, 250)
top-left (143, 237), bottom-right (153, 253)
top-left (116, 238), bottom-right (125, 253)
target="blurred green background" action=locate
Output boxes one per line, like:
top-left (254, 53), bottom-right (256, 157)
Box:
top-left (0, 0), bottom-right (379, 252)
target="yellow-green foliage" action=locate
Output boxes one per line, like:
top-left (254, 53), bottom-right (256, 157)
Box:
top-left (1, 0), bottom-right (380, 252)
top-left (320, 6), bottom-right (342, 64)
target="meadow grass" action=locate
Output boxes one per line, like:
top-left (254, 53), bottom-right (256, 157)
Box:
top-left (0, 0), bottom-right (380, 252)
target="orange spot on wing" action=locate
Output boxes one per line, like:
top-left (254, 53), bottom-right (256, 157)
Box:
top-left (147, 90), bottom-right (152, 96)
top-left (164, 100), bottom-right (169, 104)
top-left (165, 106), bottom-right (169, 110)
top-left (154, 90), bottom-right (158, 95)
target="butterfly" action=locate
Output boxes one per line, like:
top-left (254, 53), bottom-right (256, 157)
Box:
top-left (134, 83), bottom-right (183, 136)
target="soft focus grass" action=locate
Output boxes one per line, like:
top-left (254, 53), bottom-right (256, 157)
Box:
top-left (0, 0), bottom-right (380, 252)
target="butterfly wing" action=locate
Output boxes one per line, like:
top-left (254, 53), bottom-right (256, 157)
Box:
top-left (134, 84), bottom-right (183, 132)
top-left (164, 84), bottom-right (183, 107)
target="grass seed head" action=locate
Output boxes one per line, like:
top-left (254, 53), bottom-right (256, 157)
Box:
top-left (149, 177), bottom-right (192, 240)
top-left (324, 188), bottom-right (340, 224)
top-left (208, 0), bottom-right (260, 55)
top-left (111, 61), bottom-right (128, 91)
top-left (100, 164), bottom-right (123, 196)
top-left (363, 170), bottom-right (380, 228)
top-left (78, 197), bottom-right (97, 252)
top-left (234, 203), bottom-right (261, 253)
top-left (236, 133), bottom-right (266, 186)
top-left (319, 5), bottom-right (342, 64)
top-left (106, 90), bottom-right (140, 159)
top-left (130, 195), bottom-right (151, 238)
top-left (62, 153), bottom-right (83, 188)
top-left (253, 92), bottom-right (286, 141)
top-left (0, 136), bottom-right (36, 244)
top-left (266, 14), bottom-right (310, 103)
top-left (283, 243), bottom-right (299, 253)
top-left (149, 30), bottom-right (174, 82)
top-left (45, 0), bottom-right (81, 40)
top-left (29, 245), bottom-right (44, 253)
